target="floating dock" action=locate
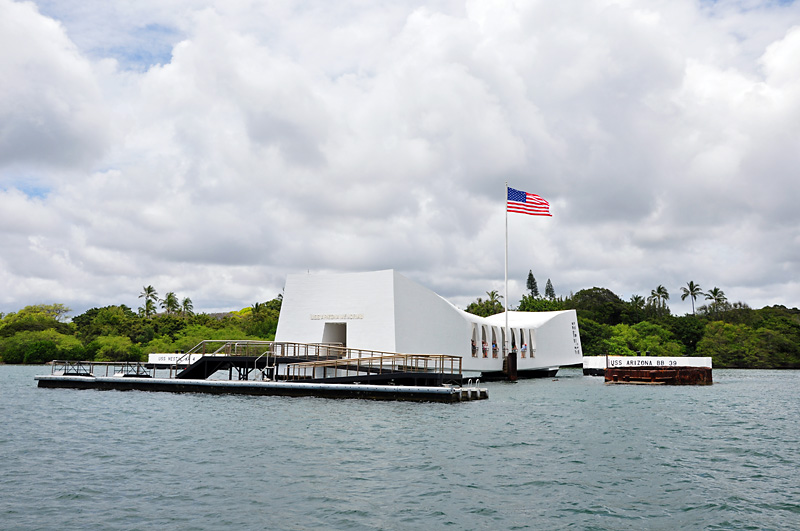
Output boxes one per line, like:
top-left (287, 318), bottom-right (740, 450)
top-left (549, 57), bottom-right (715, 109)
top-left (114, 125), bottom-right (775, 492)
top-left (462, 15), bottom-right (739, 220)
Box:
top-left (36, 341), bottom-right (488, 402)
top-left (35, 374), bottom-right (486, 402)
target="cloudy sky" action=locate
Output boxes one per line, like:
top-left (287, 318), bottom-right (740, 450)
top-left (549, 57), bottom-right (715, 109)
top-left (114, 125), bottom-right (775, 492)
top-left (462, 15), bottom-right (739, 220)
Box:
top-left (1, 0), bottom-right (799, 318)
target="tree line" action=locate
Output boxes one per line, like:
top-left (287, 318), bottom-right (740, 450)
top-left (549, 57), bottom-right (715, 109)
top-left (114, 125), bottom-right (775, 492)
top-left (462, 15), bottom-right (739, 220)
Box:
top-left (0, 287), bottom-right (282, 365)
top-left (3, 276), bottom-right (799, 369)
top-left (465, 271), bottom-right (800, 369)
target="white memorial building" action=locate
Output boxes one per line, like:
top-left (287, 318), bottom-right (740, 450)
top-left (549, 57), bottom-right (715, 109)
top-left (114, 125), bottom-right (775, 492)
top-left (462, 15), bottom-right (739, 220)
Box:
top-left (275, 270), bottom-right (583, 378)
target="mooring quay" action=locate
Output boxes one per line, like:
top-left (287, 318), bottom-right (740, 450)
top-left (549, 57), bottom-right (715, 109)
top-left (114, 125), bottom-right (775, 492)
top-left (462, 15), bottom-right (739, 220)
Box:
top-left (36, 341), bottom-right (488, 403)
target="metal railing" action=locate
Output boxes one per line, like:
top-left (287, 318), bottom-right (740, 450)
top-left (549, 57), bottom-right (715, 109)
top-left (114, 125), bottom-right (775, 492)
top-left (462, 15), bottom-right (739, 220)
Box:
top-left (167, 341), bottom-right (463, 382)
top-left (167, 340), bottom-right (349, 378)
top-left (50, 360), bottom-right (154, 378)
top-left (48, 345), bottom-right (463, 384)
top-left (285, 353), bottom-right (463, 381)
top-left (171, 340), bottom-right (346, 366)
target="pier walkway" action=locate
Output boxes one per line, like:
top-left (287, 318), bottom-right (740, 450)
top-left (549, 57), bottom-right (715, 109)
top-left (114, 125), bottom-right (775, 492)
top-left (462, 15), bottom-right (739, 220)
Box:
top-left (37, 341), bottom-right (488, 402)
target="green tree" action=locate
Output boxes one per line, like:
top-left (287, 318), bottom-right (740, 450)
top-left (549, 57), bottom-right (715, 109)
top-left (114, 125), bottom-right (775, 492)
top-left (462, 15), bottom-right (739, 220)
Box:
top-left (575, 317), bottom-right (612, 356)
top-left (526, 270), bottom-right (539, 298)
top-left (265, 294), bottom-right (283, 312)
top-left (518, 294), bottom-right (562, 312)
top-left (650, 285), bottom-right (669, 309)
top-left (603, 322), bottom-right (684, 357)
top-left (466, 291), bottom-right (505, 317)
top-left (569, 287), bottom-right (625, 325)
top-left (631, 321), bottom-right (685, 356)
top-left (1, 303), bottom-right (72, 323)
top-left (545, 279), bottom-right (555, 300)
top-left (703, 287), bottom-right (727, 317)
top-left (750, 327), bottom-right (799, 368)
top-left (0, 306), bottom-right (74, 337)
top-left (629, 295), bottom-right (645, 309)
top-left (695, 319), bottom-right (799, 368)
top-left (138, 285), bottom-right (158, 318)
top-left (161, 292), bottom-right (180, 315)
top-left (250, 301), bottom-right (265, 318)
top-left (646, 285), bottom-right (670, 317)
top-left (696, 321), bottom-right (754, 367)
top-left (754, 305), bottom-right (800, 339)
top-left (143, 323), bottom-right (262, 354)
top-left (0, 329), bottom-right (84, 364)
top-left (22, 340), bottom-right (59, 364)
top-left (5, 303), bottom-right (71, 322)
top-left (244, 301), bottom-right (280, 339)
top-left (72, 305), bottom-right (139, 344)
top-left (150, 314), bottom-right (187, 339)
top-left (87, 335), bottom-right (143, 362)
top-left (680, 281), bottom-right (703, 315)
top-left (716, 301), bottom-right (755, 325)
top-left (621, 295), bottom-right (647, 325)
top-left (138, 298), bottom-right (157, 319)
top-left (181, 297), bottom-right (194, 317)
top-left (667, 315), bottom-right (707, 355)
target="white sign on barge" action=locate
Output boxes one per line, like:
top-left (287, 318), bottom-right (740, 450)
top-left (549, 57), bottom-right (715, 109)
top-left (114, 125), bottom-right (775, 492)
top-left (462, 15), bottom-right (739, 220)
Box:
top-left (582, 356), bottom-right (712, 376)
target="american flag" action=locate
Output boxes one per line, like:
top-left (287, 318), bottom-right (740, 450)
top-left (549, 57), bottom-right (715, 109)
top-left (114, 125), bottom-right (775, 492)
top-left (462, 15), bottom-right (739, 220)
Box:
top-left (507, 187), bottom-right (551, 216)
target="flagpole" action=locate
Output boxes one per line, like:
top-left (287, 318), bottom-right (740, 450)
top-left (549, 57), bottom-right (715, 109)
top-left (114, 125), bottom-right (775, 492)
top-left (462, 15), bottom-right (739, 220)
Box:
top-left (504, 182), bottom-right (509, 359)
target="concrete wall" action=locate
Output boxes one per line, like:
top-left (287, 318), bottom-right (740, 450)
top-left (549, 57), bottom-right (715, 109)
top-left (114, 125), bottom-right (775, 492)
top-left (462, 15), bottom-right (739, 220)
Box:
top-left (392, 271), bottom-right (473, 357)
top-left (274, 270), bottom-right (397, 351)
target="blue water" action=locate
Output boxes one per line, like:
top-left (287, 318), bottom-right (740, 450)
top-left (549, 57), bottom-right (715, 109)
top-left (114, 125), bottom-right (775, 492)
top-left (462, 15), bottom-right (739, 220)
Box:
top-left (1, 366), bottom-right (798, 530)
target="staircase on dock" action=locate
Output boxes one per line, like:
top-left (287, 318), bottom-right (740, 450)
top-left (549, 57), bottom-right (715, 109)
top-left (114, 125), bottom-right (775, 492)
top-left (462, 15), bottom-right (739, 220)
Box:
top-left (170, 340), bottom-right (464, 386)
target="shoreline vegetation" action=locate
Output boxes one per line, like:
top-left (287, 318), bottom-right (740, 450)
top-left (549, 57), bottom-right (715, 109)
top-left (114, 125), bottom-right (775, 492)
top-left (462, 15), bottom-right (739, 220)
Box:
top-left (0, 287), bottom-right (283, 366)
top-left (2, 278), bottom-right (799, 369)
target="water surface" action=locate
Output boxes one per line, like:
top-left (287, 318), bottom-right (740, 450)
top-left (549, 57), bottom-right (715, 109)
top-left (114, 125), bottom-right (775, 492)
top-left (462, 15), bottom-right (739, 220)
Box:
top-left (2, 367), bottom-right (798, 530)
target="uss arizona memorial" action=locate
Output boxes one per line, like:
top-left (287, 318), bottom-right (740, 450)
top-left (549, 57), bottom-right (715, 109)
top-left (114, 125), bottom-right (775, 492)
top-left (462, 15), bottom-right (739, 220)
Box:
top-left (275, 270), bottom-right (583, 378)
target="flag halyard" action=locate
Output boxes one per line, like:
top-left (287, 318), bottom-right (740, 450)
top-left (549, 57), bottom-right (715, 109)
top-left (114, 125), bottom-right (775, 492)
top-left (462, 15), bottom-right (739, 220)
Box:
top-left (507, 187), bottom-right (551, 216)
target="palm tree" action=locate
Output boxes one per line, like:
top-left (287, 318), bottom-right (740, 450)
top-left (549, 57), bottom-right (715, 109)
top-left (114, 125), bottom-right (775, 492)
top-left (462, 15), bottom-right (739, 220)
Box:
top-left (647, 285), bottom-right (670, 316)
top-left (486, 290), bottom-right (504, 315)
top-left (629, 294), bottom-right (645, 310)
top-left (647, 290), bottom-right (659, 307)
top-left (656, 285), bottom-right (669, 308)
top-left (161, 292), bottom-right (180, 315)
top-left (181, 297), bottom-right (194, 317)
top-left (138, 298), bottom-right (157, 318)
top-left (139, 285), bottom-right (158, 303)
top-left (138, 285), bottom-right (158, 318)
top-left (649, 285), bottom-right (669, 309)
top-left (680, 281), bottom-right (703, 315)
top-left (705, 287), bottom-right (727, 315)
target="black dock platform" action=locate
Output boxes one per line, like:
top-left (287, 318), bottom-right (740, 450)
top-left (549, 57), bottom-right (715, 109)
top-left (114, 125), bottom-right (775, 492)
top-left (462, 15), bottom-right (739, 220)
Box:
top-left (35, 374), bottom-right (486, 402)
top-left (36, 344), bottom-right (488, 402)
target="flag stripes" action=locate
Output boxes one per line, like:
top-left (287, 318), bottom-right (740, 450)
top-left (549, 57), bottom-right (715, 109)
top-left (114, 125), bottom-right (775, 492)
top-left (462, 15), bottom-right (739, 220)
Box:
top-left (507, 187), bottom-right (551, 216)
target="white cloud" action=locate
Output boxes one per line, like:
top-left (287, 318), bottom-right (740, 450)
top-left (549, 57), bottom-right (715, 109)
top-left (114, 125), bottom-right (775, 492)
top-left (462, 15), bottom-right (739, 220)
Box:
top-left (2, 0), bottom-right (800, 318)
top-left (0, 0), bottom-right (110, 172)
